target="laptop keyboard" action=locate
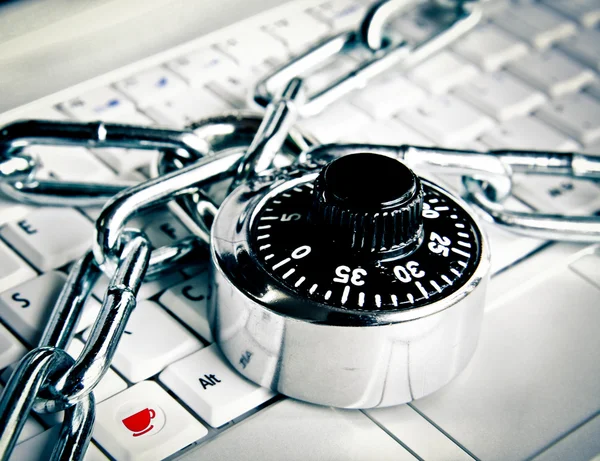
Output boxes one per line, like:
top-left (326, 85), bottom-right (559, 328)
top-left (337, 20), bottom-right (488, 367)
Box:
top-left (0, 0), bottom-right (599, 460)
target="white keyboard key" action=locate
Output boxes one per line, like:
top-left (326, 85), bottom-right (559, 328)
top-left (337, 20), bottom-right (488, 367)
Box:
top-left (0, 323), bottom-right (27, 370)
top-left (190, 398), bottom-right (416, 460)
top-left (307, 0), bottom-right (366, 32)
top-left (493, 3), bottom-right (576, 49)
top-left (216, 28), bottom-right (289, 69)
top-left (342, 119), bottom-right (435, 146)
top-left (114, 66), bottom-right (188, 107)
top-left (407, 50), bottom-right (479, 94)
top-left (298, 101), bottom-right (372, 143)
top-left (557, 28), bottom-right (600, 72)
top-left (536, 92), bottom-right (600, 145)
top-left (10, 427), bottom-right (107, 461)
top-left (0, 207), bottom-right (94, 271)
top-left (0, 199), bottom-right (33, 227)
top-left (141, 210), bottom-right (192, 249)
top-left (454, 71), bottom-right (546, 121)
top-left (0, 238), bottom-right (36, 292)
top-left (205, 73), bottom-right (253, 108)
top-left (367, 404), bottom-right (473, 461)
top-left (351, 74), bottom-right (427, 119)
top-left (569, 246), bottom-right (600, 289)
top-left (532, 414), bottom-right (600, 461)
top-left (480, 115), bottom-right (580, 151)
top-left (83, 300), bottom-right (202, 382)
top-left (160, 344), bottom-right (274, 428)
top-left (167, 48), bottom-right (239, 87)
top-left (396, 95), bottom-right (494, 147)
top-left (514, 175), bottom-right (600, 216)
top-left (507, 49), bottom-right (595, 98)
top-left (159, 269), bottom-right (213, 342)
top-left (59, 86), bottom-right (136, 122)
top-left (542, 0), bottom-right (600, 28)
top-left (300, 54), bottom-right (358, 98)
top-left (263, 13), bottom-right (331, 54)
top-left (145, 87), bottom-right (231, 129)
top-left (92, 146), bottom-right (156, 174)
top-left (0, 271), bottom-right (101, 346)
top-left (29, 146), bottom-right (117, 182)
top-left (412, 255), bottom-right (600, 460)
top-left (94, 381), bottom-right (207, 461)
top-left (453, 23), bottom-right (529, 72)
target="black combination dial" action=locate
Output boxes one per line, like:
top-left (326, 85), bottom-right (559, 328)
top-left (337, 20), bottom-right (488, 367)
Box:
top-left (250, 153), bottom-right (482, 311)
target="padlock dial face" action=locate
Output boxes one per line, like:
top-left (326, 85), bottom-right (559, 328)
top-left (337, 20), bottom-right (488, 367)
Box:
top-left (250, 176), bottom-right (482, 312)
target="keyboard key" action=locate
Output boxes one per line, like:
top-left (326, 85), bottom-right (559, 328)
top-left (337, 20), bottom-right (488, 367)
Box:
top-left (216, 28), bottom-right (289, 69)
top-left (263, 13), bottom-right (331, 54)
top-left (531, 414), bottom-right (600, 461)
top-left (189, 398), bottom-right (416, 460)
top-left (454, 71), bottom-right (546, 121)
top-left (493, 3), bottom-right (576, 49)
top-left (145, 87), bottom-right (231, 129)
top-left (412, 255), bottom-right (600, 460)
top-left (407, 50), bottom-right (479, 94)
top-left (298, 101), bottom-right (372, 143)
top-left (557, 28), bottom-right (600, 72)
top-left (367, 404), bottom-right (473, 461)
top-left (160, 344), bottom-right (274, 428)
top-left (507, 49), bottom-right (595, 98)
top-left (396, 94), bottom-right (494, 147)
top-left (9, 427), bottom-right (107, 461)
top-left (0, 322), bottom-right (27, 369)
top-left (83, 300), bottom-right (202, 382)
top-left (307, 0), bottom-right (366, 32)
top-left (114, 66), bottom-right (188, 107)
top-left (585, 80), bottom-right (600, 101)
top-left (480, 115), bottom-right (580, 151)
top-left (59, 86), bottom-right (137, 122)
top-left (0, 207), bottom-right (95, 271)
top-left (28, 146), bottom-right (117, 182)
top-left (341, 119), bottom-right (434, 146)
top-left (141, 210), bottom-right (192, 249)
top-left (167, 48), bottom-right (239, 87)
top-left (351, 74), bottom-right (427, 119)
top-left (93, 381), bottom-right (207, 461)
top-left (0, 199), bottom-right (33, 227)
top-left (542, 0), bottom-right (600, 28)
top-left (513, 175), bottom-right (600, 216)
top-left (159, 269), bottom-right (213, 342)
top-left (569, 246), bottom-right (600, 290)
top-left (453, 23), bottom-right (528, 72)
top-left (536, 92), bottom-right (600, 145)
top-left (0, 238), bottom-right (36, 292)
top-left (205, 74), bottom-right (252, 109)
top-left (0, 271), bottom-right (101, 346)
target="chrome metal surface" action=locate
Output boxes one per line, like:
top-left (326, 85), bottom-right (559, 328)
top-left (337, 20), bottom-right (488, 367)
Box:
top-left (0, 119), bottom-right (210, 207)
top-left (209, 167), bottom-right (490, 407)
top-left (254, 0), bottom-right (482, 116)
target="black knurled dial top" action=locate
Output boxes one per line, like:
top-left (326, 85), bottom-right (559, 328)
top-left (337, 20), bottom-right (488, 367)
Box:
top-left (310, 153), bottom-right (424, 256)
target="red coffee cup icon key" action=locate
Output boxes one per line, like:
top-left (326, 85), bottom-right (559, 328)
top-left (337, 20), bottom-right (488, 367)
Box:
top-left (122, 408), bottom-right (156, 437)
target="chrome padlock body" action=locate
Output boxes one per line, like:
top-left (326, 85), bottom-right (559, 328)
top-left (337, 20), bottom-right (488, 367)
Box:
top-left (207, 157), bottom-right (490, 409)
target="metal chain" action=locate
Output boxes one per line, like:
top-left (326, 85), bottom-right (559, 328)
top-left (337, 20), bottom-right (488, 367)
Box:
top-left (0, 235), bottom-right (151, 460)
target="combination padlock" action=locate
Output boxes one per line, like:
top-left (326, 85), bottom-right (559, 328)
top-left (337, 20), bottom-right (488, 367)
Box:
top-left (208, 149), bottom-right (490, 408)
